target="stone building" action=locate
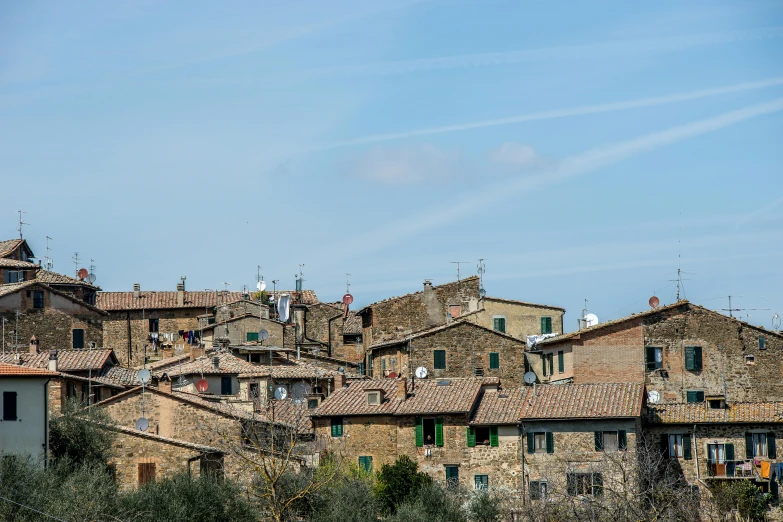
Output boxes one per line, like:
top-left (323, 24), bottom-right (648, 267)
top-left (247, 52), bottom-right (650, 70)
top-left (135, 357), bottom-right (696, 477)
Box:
top-left (458, 296), bottom-right (565, 341)
top-left (532, 301), bottom-right (783, 403)
top-left (341, 311), bottom-right (363, 362)
top-left (645, 401), bottom-right (783, 496)
top-left (236, 364), bottom-right (357, 407)
top-left (0, 239), bottom-right (38, 284)
top-left (154, 351), bottom-right (259, 397)
top-left (97, 284), bottom-right (243, 366)
top-left (367, 320), bottom-right (527, 381)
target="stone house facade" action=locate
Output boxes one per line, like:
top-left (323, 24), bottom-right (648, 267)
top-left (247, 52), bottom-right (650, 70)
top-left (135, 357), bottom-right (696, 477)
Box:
top-left (368, 321), bottom-right (526, 381)
top-left (460, 297), bottom-right (565, 341)
top-left (0, 239), bottom-right (38, 284)
top-left (534, 301), bottom-right (783, 403)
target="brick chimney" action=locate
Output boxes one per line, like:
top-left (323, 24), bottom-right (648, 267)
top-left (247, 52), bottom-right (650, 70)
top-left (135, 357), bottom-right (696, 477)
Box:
top-left (176, 281), bottom-right (185, 307)
top-left (48, 350), bottom-right (58, 372)
top-left (334, 372), bottom-right (346, 390)
top-left (212, 356), bottom-right (220, 371)
top-left (29, 335), bottom-right (39, 354)
top-left (189, 346), bottom-right (204, 361)
top-left (397, 377), bottom-right (408, 400)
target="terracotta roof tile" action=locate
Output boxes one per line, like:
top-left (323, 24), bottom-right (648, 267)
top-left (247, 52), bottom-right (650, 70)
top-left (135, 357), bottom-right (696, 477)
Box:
top-left (311, 379), bottom-right (401, 417)
top-left (98, 365), bottom-right (142, 387)
top-left (483, 296), bottom-right (565, 312)
top-left (0, 349), bottom-right (115, 372)
top-left (0, 363), bottom-right (58, 377)
top-left (96, 291), bottom-right (244, 311)
top-left (369, 320), bottom-right (524, 351)
top-left (520, 382), bottom-right (644, 420)
top-left (263, 290), bottom-right (320, 306)
top-left (35, 270), bottom-right (100, 289)
top-left (359, 276), bottom-right (479, 313)
top-left (0, 239), bottom-right (24, 258)
top-left (0, 280), bottom-right (35, 297)
top-left (238, 360), bottom-right (356, 380)
top-left (0, 258), bottom-right (38, 268)
top-left (397, 378), bottom-right (492, 415)
top-left (155, 351), bottom-right (259, 378)
top-left (343, 311), bottom-right (362, 335)
top-left (470, 388), bottom-right (528, 425)
top-left (647, 402), bottom-right (783, 424)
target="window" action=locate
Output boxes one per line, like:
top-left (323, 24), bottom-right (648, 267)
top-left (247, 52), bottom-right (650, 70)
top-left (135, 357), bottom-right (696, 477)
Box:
top-left (433, 350), bottom-right (446, 370)
top-left (493, 317), bottom-right (506, 333)
top-left (246, 332), bottom-right (259, 342)
top-left (474, 474), bottom-right (489, 490)
top-left (445, 465), bottom-right (459, 485)
top-left (358, 456), bottom-right (373, 473)
top-left (307, 399), bottom-right (319, 409)
top-left (709, 398), bottom-right (726, 409)
top-left (646, 346), bottom-right (662, 371)
top-left (138, 463), bottom-right (156, 486)
top-left (542, 353), bottom-right (553, 376)
top-left (2, 392), bottom-right (17, 420)
top-left (33, 291), bottom-right (44, 309)
top-left (221, 377), bottom-right (232, 395)
top-left (366, 391), bottom-right (381, 405)
top-left (66, 382), bottom-right (77, 398)
top-left (416, 417), bottom-right (443, 447)
top-left (759, 336), bottom-right (767, 350)
top-left (667, 434), bottom-right (692, 459)
top-left (467, 426), bottom-right (498, 447)
top-left (530, 481), bottom-right (548, 500)
top-left (567, 473), bottom-right (603, 497)
top-left (745, 355), bottom-right (755, 365)
top-left (148, 318), bottom-right (159, 333)
top-left (707, 443), bottom-right (735, 477)
top-left (686, 390), bottom-right (705, 403)
top-left (527, 432), bottom-right (554, 454)
top-left (540, 317), bottom-right (553, 334)
top-left (358, 362), bottom-right (365, 376)
top-left (557, 351), bottom-right (564, 373)
top-left (684, 346), bottom-right (702, 371)
top-left (72, 329), bottom-right (85, 349)
top-left (3, 270), bottom-right (23, 284)
top-left (449, 305), bottom-right (461, 318)
top-left (200, 456), bottom-right (223, 482)
top-left (489, 352), bottom-right (499, 369)
top-left (595, 431), bottom-right (626, 452)
top-left (330, 417), bottom-right (343, 437)
top-left (381, 358), bottom-right (386, 376)
top-left (746, 432), bottom-right (777, 459)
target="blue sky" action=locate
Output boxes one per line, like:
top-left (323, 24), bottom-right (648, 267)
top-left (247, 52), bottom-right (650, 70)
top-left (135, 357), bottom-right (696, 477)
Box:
top-left (2, 0), bottom-right (782, 331)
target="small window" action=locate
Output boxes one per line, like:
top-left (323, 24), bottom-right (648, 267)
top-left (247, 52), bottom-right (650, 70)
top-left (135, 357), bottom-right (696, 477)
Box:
top-left (220, 376), bottom-right (232, 395)
top-left (72, 329), bottom-right (85, 349)
top-left (148, 318), bottom-right (159, 333)
top-left (669, 434), bottom-right (684, 458)
top-left (358, 456), bottom-right (373, 473)
top-left (567, 473), bottom-right (602, 497)
top-left (473, 367), bottom-right (484, 377)
top-left (2, 392), bottom-right (18, 420)
top-left (474, 474), bottom-right (489, 490)
top-left (475, 426), bottom-right (491, 445)
top-left (540, 317), bottom-right (552, 334)
top-left (646, 347), bottom-right (662, 371)
top-left (557, 351), bottom-right (564, 373)
top-left (33, 291), bottom-right (44, 309)
top-left (686, 390), bottom-right (705, 403)
top-left (530, 480), bottom-right (548, 500)
top-left (66, 382), bottom-right (77, 398)
top-left (493, 317), bottom-right (506, 333)
top-left (534, 433), bottom-right (547, 453)
top-left (307, 398), bottom-right (319, 409)
top-left (595, 430), bottom-right (626, 452)
top-left (433, 350), bottom-right (446, 370)
top-left (330, 418), bottom-right (343, 437)
top-left (685, 346), bottom-right (702, 371)
top-left (445, 465), bottom-right (459, 485)
top-left (138, 462), bottom-right (156, 486)
top-left (489, 352), bottom-right (499, 369)
top-left (709, 399), bottom-right (726, 410)
top-left (759, 336), bottom-right (767, 350)
top-left (752, 433), bottom-right (768, 457)
top-left (358, 362), bottom-right (365, 376)
top-left (449, 305), bottom-right (461, 318)
top-left (246, 332), bottom-right (259, 342)
top-left (542, 353), bottom-right (553, 377)
top-left (366, 391), bottom-right (381, 406)
top-left (423, 418), bottom-right (436, 446)
top-left (745, 355), bottom-right (755, 365)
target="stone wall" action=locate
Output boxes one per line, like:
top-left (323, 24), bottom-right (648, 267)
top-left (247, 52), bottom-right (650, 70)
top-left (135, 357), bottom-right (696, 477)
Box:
top-left (467, 299), bottom-right (565, 340)
top-left (314, 415), bottom-right (399, 471)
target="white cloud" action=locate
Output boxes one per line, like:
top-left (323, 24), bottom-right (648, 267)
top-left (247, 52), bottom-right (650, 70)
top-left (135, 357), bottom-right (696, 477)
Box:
top-left (487, 142), bottom-right (547, 170)
top-left (349, 143), bottom-right (462, 185)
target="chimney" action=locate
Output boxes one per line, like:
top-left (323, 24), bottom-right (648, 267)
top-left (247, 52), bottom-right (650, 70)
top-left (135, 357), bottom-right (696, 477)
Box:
top-left (133, 283), bottom-right (141, 299)
top-left (48, 350), bottom-right (58, 372)
top-left (334, 372), bottom-right (346, 390)
top-left (397, 377), bottom-right (408, 400)
top-left (212, 356), bottom-right (220, 371)
top-left (159, 375), bottom-right (172, 394)
top-left (29, 335), bottom-right (39, 354)
top-left (293, 306), bottom-right (306, 343)
top-left (176, 282), bottom-right (185, 307)
top-left (189, 346), bottom-right (204, 361)
top-left (423, 280), bottom-right (433, 294)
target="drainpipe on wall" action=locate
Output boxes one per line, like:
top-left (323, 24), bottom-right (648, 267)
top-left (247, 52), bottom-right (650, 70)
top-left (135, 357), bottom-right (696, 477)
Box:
top-left (519, 423), bottom-right (526, 505)
top-left (693, 424), bottom-right (709, 488)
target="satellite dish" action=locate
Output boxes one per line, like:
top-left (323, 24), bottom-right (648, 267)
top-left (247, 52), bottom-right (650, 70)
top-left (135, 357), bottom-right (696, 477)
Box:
top-left (479, 288), bottom-right (487, 298)
top-left (387, 371), bottom-right (398, 379)
top-left (274, 386), bottom-right (288, 400)
top-left (342, 293), bottom-right (354, 305)
top-left (649, 296), bottom-right (660, 308)
top-left (195, 379), bottom-right (209, 392)
top-left (415, 366), bottom-right (428, 379)
top-left (86, 273), bottom-right (96, 284)
top-left (137, 369), bottom-right (151, 385)
top-left (523, 371), bottom-right (537, 385)
top-left (773, 314), bottom-right (781, 330)
top-left (257, 280), bottom-right (267, 291)
top-left (135, 417), bottom-right (149, 432)
top-left (647, 390), bottom-right (660, 404)
top-left (258, 329), bottom-right (269, 341)
top-left (77, 268), bottom-right (88, 280)
top-left (584, 313), bottom-right (599, 327)
top-left (337, 366), bottom-right (345, 374)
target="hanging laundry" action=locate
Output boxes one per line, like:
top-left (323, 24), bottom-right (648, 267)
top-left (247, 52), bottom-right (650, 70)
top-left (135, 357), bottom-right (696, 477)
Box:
top-left (761, 460), bottom-right (771, 479)
top-left (178, 330), bottom-right (185, 338)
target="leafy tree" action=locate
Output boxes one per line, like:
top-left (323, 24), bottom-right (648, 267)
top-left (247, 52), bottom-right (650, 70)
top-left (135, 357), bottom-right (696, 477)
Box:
top-left (308, 473), bottom-right (378, 522)
top-left (467, 489), bottom-right (502, 522)
top-left (386, 481), bottom-right (467, 522)
top-left (375, 455), bottom-right (432, 514)
top-left (710, 481), bottom-right (772, 522)
top-left (49, 399), bottom-right (115, 467)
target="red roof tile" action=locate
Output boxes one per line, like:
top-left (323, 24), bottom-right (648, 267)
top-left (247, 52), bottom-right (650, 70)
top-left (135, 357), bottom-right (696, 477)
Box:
top-left (0, 350), bottom-right (115, 372)
top-left (155, 351), bottom-right (258, 377)
top-left (359, 276), bottom-right (479, 313)
top-left (311, 379), bottom-right (401, 417)
top-left (396, 378), bottom-right (493, 415)
top-left (520, 382), bottom-right (643, 420)
top-left (470, 388), bottom-right (528, 425)
top-left (0, 363), bottom-right (58, 377)
top-left (647, 402), bottom-right (783, 424)
top-left (96, 291), bottom-right (244, 311)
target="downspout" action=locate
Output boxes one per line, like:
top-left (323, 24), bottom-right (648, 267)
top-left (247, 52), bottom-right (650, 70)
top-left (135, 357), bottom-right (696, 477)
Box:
top-left (126, 311), bottom-right (132, 362)
top-left (520, 422), bottom-right (526, 505)
top-left (694, 424), bottom-right (709, 488)
top-left (44, 377), bottom-right (50, 468)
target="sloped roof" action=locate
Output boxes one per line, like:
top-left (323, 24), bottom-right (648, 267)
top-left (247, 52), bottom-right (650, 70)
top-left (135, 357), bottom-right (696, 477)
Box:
top-left (0, 280), bottom-right (34, 297)
top-left (96, 291), bottom-right (244, 311)
top-left (520, 382), bottom-right (644, 420)
top-left (35, 270), bottom-right (100, 290)
top-left (238, 360), bottom-right (356, 380)
top-left (647, 402), bottom-right (783, 424)
top-left (359, 276), bottom-right (480, 313)
top-left (265, 290), bottom-right (319, 306)
top-left (0, 349), bottom-right (116, 372)
top-left (0, 363), bottom-right (58, 377)
top-left (98, 365), bottom-right (142, 387)
top-left (0, 280), bottom-right (108, 315)
top-left (0, 258), bottom-right (38, 268)
top-left (396, 378), bottom-right (493, 416)
top-left (155, 351), bottom-right (259, 378)
top-left (142, 353), bottom-right (192, 371)
top-left (311, 379), bottom-right (401, 417)
top-left (343, 311), bottom-right (362, 335)
top-left (0, 239), bottom-right (26, 258)
top-left (470, 388), bottom-right (528, 425)
top-left (483, 296), bottom-right (565, 312)
top-left (368, 319), bottom-right (524, 351)
top-left (97, 422), bottom-right (223, 453)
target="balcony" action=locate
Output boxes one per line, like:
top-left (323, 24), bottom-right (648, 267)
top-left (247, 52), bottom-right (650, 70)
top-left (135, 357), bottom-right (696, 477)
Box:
top-left (706, 460), bottom-right (758, 479)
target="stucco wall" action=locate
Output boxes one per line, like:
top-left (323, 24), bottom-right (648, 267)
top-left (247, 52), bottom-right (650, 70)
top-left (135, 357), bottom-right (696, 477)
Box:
top-left (0, 376), bottom-right (49, 463)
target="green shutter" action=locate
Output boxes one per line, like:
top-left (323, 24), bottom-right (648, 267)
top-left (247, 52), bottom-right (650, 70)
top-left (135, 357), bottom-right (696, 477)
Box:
top-left (725, 443), bottom-right (735, 461)
top-left (545, 432), bottom-right (554, 454)
top-left (745, 433), bottom-right (754, 458)
top-left (618, 430), bottom-right (627, 451)
top-left (467, 427), bottom-right (476, 447)
top-left (595, 431), bottom-right (603, 451)
top-left (331, 418), bottom-right (343, 437)
top-left (687, 391), bottom-right (704, 403)
top-left (683, 434), bottom-right (692, 460)
top-left (489, 426), bottom-right (498, 447)
top-left (566, 474), bottom-right (576, 496)
top-left (540, 317), bottom-right (547, 334)
top-left (769, 433), bottom-right (777, 459)
top-left (548, 354), bottom-right (554, 376)
top-left (592, 474), bottom-right (603, 497)
top-left (694, 347), bottom-right (702, 370)
top-left (415, 418), bottom-right (423, 447)
top-left (489, 353), bottom-right (499, 369)
top-left (685, 347), bottom-right (695, 370)
top-left (558, 351), bottom-right (564, 373)
top-left (72, 329), bottom-right (85, 349)
top-left (446, 466), bottom-right (459, 484)
top-left (435, 418), bottom-right (444, 447)
top-left (542, 356), bottom-right (547, 376)
top-left (434, 350), bottom-right (446, 370)
top-left (661, 434), bottom-right (669, 458)
top-left (246, 331), bottom-right (259, 342)
top-left (696, 391), bottom-right (704, 402)
top-left (358, 362), bottom-right (365, 376)
top-left (527, 432), bottom-right (535, 454)
top-left (493, 317), bottom-right (506, 333)
top-left (358, 456), bottom-right (372, 473)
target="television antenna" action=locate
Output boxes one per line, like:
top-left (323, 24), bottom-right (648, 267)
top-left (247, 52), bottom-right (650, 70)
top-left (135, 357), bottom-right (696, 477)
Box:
top-left (450, 261), bottom-right (470, 282)
top-left (72, 252), bottom-right (80, 278)
top-left (174, 345), bottom-right (189, 388)
top-left (135, 368), bottom-right (152, 432)
top-left (44, 236), bottom-right (53, 270)
top-left (345, 273), bottom-right (351, 294)
top-left (17, 210), bottom-right (28, 239)
top-left (477, 258), bottom-right (486, 287)
top-left (721, 296), bottom-right (769, 319)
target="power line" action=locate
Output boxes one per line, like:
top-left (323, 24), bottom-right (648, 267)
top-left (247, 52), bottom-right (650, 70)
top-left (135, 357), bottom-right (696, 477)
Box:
top-left (0, 494), bottom-right (68, 521)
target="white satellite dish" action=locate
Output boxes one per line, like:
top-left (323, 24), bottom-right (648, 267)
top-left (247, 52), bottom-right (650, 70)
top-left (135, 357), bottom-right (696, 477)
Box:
top-left (258, 329), bottom-right (269, 341)
top-left (274, 386), bottom-right (288, 400)
top-left (523, 371), bottom-right (537, 385)
top-left (257, 280), bottom-right (267, 291)
top-left (584, 313), bottom-right (599, 327)
top-left (647, 390), bottom-right (660, 404)
top-left (137, 369), bottom-right (151, 385)
top-left (135, 417), bottom-right (149, 432)
top-left (86, 273), bottom-right (96, 284)
top-left (774, 314), bottom-right (781, 330)
top-left (415, 366), bottom-right (428, 379)
top-left (291, 381), bottom-right (310, 403)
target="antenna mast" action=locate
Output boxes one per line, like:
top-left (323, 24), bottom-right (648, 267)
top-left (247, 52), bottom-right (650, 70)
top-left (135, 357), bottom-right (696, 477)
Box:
top-left (345, 273), bottom-right (351, 294)
top-left (451, 261), bottom-right (470, 282)
top-left (721, 295), bottom-right (770, 319)
top-left (45, 236), bottom-right (53, 270)
top-left (72, 252), bottom-right (80, 278)
top-left (17, 210), bottom-right (28, 239)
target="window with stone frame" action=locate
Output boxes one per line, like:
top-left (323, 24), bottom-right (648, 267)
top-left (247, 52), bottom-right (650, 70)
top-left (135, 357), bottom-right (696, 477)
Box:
top-left (33, 291), bottom-right (44, 309)
top-left (475, 426), bottom-right (491, 445)
top-left (530, 480), bottom-right (548, 500)
top-left (566, 472), bottom-right (603, 497)
top-left (594, 430), bottom-right (625, 452)
top-left (646, 346), bottom-right (662, 371)
top-left (433, 350), bottom-right (446, 370)
top-left (534, 433), bottom-right (547, 453)
top-left (422, 418), bottom-right (436, 446)
top-left (746, 432), bottom-right (776, 458)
